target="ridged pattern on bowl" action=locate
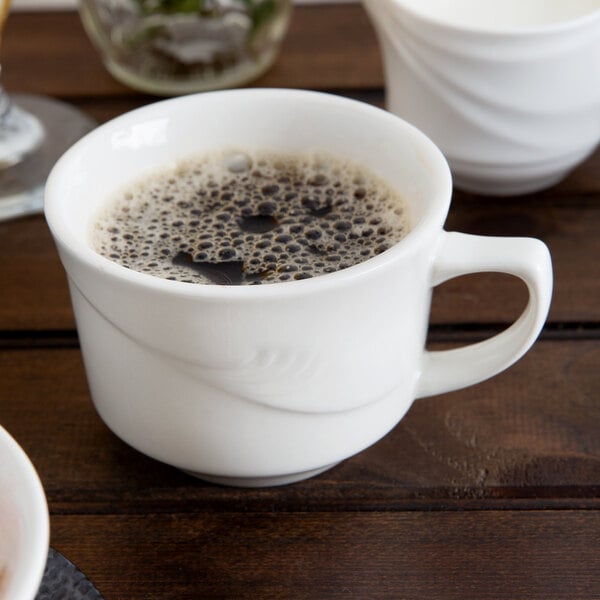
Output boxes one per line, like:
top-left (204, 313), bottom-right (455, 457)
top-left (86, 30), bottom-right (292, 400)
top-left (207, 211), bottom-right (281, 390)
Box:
top-left (364, 0), bottom-right (600, 194)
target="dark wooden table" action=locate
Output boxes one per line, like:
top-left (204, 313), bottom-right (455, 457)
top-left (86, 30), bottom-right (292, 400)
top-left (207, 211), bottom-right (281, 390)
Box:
top-left (2, 5), bottom-right (599, 599)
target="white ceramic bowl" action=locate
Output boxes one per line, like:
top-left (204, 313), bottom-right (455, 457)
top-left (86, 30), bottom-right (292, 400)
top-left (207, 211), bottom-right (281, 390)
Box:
top-left (0, 425), bottom-right (49, 600)
top-left (364, 0), bottom-right (600, 195)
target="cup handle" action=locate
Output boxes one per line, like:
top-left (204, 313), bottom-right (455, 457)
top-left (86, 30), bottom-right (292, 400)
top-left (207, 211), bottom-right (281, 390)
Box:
top-left (416, 231), bottom-right (553, 398)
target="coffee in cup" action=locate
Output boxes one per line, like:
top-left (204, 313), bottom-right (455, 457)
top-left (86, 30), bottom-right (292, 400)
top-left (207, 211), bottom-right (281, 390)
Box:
top-left (91, 149), bottom-right (411, 285)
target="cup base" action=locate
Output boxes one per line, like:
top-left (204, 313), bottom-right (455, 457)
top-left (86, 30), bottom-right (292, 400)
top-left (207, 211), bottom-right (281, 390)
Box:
top-left (182, 462), bottom-right (340, 488)
top-left (452, 169), bottom-right (568, 196)
top-left (447, 142), bottom-right (599, 196)
top-left (100, 46), bottom-right (281, 97)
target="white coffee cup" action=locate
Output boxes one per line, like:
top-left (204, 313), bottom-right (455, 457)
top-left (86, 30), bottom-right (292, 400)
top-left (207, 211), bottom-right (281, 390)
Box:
top-left (0, 425), bottom-right (49, 600)
top-left (45, 89), bottom-right (552, 487)
top-left (363, 0), bottom-right (600, 195)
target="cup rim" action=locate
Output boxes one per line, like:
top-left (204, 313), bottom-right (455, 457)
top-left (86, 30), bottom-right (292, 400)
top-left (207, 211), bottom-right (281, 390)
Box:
top-left (0, 425), bottom-right (49, 600)
top-left (45, 88), bottom-right (452, 299)
top-left (382, 0), bottom-right (600, 37)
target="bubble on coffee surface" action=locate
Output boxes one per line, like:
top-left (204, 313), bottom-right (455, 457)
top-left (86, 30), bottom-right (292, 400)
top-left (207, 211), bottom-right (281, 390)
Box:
top-left (91, 150), bottom-right (411, 285)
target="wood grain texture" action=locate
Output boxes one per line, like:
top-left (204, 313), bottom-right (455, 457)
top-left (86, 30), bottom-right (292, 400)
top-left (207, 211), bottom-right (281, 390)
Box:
top-left (50, 511), bottom-right (600, 600)
top-left (1, 341), bottom-right (598, 513)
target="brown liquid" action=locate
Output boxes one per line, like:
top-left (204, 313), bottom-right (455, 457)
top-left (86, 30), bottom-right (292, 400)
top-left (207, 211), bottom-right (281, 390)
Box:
top-left (91, 150), bottom-right (411, 285)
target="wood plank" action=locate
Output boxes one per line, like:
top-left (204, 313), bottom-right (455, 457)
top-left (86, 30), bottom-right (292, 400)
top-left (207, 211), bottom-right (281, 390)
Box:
top-left (50, 511), bottom-right (600, 600)
top-left (2, 6), bottom-right (382, 97)
top-left (1, 147), bottom-right (598, 331)
top-left (0, 215), bottom-right (74, 331)
top-left (1, 340), bottom-right (598, 512)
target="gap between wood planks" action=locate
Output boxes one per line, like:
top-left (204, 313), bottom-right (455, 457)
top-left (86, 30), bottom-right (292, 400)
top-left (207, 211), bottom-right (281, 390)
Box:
top-left (0, 322), bottom-right (599, 350)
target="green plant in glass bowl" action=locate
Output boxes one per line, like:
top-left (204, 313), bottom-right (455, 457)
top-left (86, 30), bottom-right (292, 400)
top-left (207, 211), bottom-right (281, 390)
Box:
top-left (79, 0), bottom-right (292, 95)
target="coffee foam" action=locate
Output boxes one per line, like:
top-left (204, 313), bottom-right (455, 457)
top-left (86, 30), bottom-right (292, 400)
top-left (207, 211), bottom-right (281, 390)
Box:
top-left (91, 150), bottom-right (410, 284)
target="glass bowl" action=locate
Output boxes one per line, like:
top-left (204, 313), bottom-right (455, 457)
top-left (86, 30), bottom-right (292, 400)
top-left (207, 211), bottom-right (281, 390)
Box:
top-left (78, 0), bottom-right (292, 95)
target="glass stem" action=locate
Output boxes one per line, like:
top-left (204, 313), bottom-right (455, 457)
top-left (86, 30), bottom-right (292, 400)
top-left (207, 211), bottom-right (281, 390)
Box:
top-left (0, 79), bottom-right (45, 168)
